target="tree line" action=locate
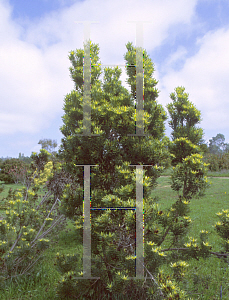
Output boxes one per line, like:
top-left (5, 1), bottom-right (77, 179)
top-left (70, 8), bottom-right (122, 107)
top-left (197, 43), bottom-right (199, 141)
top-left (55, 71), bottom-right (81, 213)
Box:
top-left (1, 133), bottom-right (228, 184)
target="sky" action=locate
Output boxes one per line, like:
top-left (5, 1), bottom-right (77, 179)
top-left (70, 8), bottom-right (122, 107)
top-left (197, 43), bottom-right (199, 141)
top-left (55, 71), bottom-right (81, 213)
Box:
top-left (1, 0), bottom-right (229, 158)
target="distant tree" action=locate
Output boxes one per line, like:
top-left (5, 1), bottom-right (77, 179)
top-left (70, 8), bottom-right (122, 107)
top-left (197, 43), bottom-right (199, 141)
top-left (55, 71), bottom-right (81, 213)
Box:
top-left (0, 158), bottom-right (28, 184)
top-left (0, 164), bottom-right (4, 193)
top-left (38, 139), bottom-right (57, 153)
top-left (199, 142), bottom-right (209, 154)
top-left (224, 143), bottom-right (229, 153)
top-left (0, 156), bottom-right (12, 161)
top-left (208, 133), bottom-right (227, 154)
top-left (18, 153), bottom-right (33, 164)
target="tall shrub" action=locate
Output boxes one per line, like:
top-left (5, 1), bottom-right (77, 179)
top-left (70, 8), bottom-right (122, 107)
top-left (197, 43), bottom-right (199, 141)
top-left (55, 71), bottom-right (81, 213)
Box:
top-left (53, 42), bottom-right (219, 299)
top-left (166, 87), bottom-right (209, 199)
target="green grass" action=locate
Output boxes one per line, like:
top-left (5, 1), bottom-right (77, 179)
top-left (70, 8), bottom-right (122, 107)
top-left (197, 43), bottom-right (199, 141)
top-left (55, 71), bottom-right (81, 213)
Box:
top-left (0, 171), bottom-right (229, 299)
top-left (162, 166), bottom-right (229, 177)
top-left (152, 175), bottom-right (229, 299)
top-left (0, 183), bottom-right (48, 202)
top-left (160, 166), bottom-right (173, 176)
top-left (207, 169), bottom-right (229, 177)
top-left (152, 175), bottom-right (229, 252)
top-left (0, 183), bottom-right (25, 200)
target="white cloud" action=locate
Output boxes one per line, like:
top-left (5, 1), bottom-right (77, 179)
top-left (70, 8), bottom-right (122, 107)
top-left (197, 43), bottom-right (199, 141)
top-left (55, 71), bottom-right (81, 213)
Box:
top-left (160, 27), bottom-right (229, 134)
top-left (162, 46), bottom-right (188, 73)
top-left (0, 0), bottom-right (21, 41)
top-left (0, 0), bottom-right (198, 139)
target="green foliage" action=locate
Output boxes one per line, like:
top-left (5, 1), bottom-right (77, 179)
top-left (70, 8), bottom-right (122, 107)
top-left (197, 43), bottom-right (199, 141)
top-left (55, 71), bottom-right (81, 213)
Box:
top-left (208, 133), bottom-right (228, 155)
top-left (68, 43), bottom-right (102, 94)
top-left (53, 42), bottom-right (211, 299)
top-left (18, 153), bottom-right (33, 164)
top-left (214, 209), bottom-right (229, 252)
top-left (199, 143), bottom-right (209, 154)
top-left (30, 149), bottom-right (52, 173)
top-left (169, 137), bottom-right (201, 166)
top-left (0, 181), bottom-right (4, 195)
top-left (38, 139), bottom-right (58, 154)
top-left (1, 176), bottom-right (229, 298)
top-left (124, 42), bottom-right (166, 138)
top-left (204, 152), bottom-right (229, 171)
top-left (171, 154), bottom-right (209, 200)
top-left (0, 159), bottom-right (28, 184)
top-left (167, 87), bottom-right (205, 165)
top-left (0, 150), bottom-right (73, 287)
top-left (166, 87), bottom-right (203, 145)
top-left (27, 40), bottom-right (229, 299)
top-left (166, 87), bottom-right (210, 201)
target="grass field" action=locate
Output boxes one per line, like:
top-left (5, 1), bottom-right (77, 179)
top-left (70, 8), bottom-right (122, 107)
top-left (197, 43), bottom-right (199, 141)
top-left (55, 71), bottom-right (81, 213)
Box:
top-left (0, 172), bottom-right (229, 299)
top-left (151, 175), bottom-right (229, 299)
top-left (162, 167), bottom-right (229, 178)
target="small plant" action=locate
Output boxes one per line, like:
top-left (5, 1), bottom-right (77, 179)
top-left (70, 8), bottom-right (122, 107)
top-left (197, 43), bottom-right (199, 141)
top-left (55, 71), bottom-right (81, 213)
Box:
top-left (0, 150), bottom-right (72, 288)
